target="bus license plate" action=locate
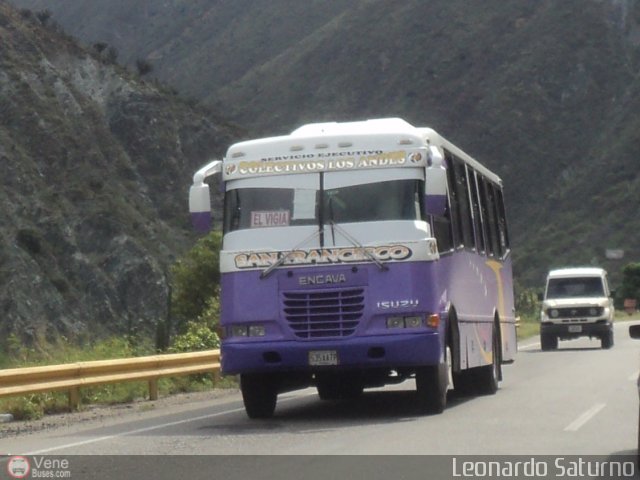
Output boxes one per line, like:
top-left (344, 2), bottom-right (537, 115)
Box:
top-left (309, 350), bottom-right (338, 366)
top-left (568, 325), bottom-right (582, 333)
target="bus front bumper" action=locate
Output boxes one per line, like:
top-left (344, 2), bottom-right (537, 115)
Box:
top-left (221, 332), bottom-right (442, 375)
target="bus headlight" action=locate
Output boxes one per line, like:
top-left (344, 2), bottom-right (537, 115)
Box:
top-left (230, 325), bottom-right (249, 337)
top-left (229, 325), bottom-right (266, 337)
top-left (404, 316), bottom-right (423, 328)
top-left (385, 315), bottom-right (426, 329)
top-left (386, 316), bottom-right (405, 329)
top-left (248, 325), bottom-right (266, 337)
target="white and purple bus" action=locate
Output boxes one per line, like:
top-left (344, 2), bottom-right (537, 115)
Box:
top-left (189, 118), bottom-right (516, 418)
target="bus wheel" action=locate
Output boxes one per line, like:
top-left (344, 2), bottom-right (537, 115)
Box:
top-left (475, 325), bottom-right (500, 395)
top-left (415, 362), bottom-right (447, 414)
top-left (240, 374), bottom-right (278, 419)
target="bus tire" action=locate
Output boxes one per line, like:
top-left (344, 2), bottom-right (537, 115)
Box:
top-left (475, 324), bottom-right (500, 395)
top-left (415, 362), bottom-right (448, 414)
top-left (240, 373), bottom-right (278, 419)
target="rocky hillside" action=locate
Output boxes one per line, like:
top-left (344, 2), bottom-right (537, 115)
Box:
top-left (0, 2), bottom-right (241, 345)
top-left (13, 0), bottom-right (640, 287)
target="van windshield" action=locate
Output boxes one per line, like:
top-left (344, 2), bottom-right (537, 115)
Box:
top-left (546, 277), bottom-right (604, 299)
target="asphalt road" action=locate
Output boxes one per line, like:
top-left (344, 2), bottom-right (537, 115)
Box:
top-left (1, 321), bottom-right (639, 479)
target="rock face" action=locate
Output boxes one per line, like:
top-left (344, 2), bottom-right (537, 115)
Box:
top-left (0, 4), bottom-right (240, 345)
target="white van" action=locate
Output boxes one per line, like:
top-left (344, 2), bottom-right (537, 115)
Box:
top-left (539, 267), bottom-right (615, 350)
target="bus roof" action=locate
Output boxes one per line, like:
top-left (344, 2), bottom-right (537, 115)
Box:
top-left (224, 118), bottom-right (502, 185)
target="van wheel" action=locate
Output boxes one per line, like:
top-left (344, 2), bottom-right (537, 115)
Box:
top-left (601, 328), bottom-right (614, 349)
top-left (540, 332), bottom-right (558, 351)
top-left (241, 374), bottom-right (278, 419)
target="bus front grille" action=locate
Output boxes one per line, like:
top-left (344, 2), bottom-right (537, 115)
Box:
top-left (283, 288), bottom-right (365, 339)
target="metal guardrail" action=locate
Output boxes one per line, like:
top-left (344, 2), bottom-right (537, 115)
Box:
top-left (0, 350), bottom-right (221, 410)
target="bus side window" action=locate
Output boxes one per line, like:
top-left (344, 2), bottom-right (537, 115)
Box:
top-left (493, 186), bottom-right (510, 257)
top-left (444, 152), bottom-right (462, 249)
top-left (479, 177), bottom-right (499, 257)
top-left (468, 168), bottom-right (486, 255)
top-left (451, 155), bottom-right (475, 250)
top-left (432, 188), bottom-right (455, 253)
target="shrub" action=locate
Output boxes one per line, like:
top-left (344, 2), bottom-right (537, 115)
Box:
top-left (136, 59), bottom-right (153, 76)
top-left (170, 231), bottom-right (222, 329)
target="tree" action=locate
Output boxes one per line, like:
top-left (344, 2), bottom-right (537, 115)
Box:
top-left (170, 231), bottom-right (222, 331)
top-left (619, 262), bottom-right (640, 304)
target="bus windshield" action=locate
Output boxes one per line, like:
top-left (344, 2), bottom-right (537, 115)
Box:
top-left (224, 179), bottom-right (423, 233)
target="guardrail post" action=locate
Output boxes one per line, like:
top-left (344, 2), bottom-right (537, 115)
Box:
top-left (68, 387), bottom-right (81, 411)
top-left (148, 379), bottom-right (159, 401)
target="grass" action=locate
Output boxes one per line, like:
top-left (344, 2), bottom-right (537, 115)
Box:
top-left (517, 315), bottom-right (540, 341)
top-left (0, 336), bottom-right (231, 421)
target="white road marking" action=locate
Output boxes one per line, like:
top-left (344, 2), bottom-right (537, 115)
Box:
top-left (519, 342), bottom-right (540, 351)
top-left (24, 392), bottom-right (315, 455)
top-left (25, 407), bottom-right (246, 455)
top-left (563, 403), bottom-right (607, 432)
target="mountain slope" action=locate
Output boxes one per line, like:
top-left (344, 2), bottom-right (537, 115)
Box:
top-left (0, 2), bottom-right (241, 345)
top-left (7, 0), bottom-right (640, 287)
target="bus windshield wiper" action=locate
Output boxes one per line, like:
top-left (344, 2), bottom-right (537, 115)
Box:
top-left (328, 220), bottom-right (388, 272)
top-left (328, 196), bottom-right (337, 246)
top-left (260, 229), bottom-right (321, 279)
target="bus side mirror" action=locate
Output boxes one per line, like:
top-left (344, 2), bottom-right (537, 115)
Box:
top-left (537, 292), bottom-right (544, 302)
top-left (189, 183), bottom-right (212, 232)
top-left (630, 324), bottom-right (640, 339)
top-left (425, 146), bottom-right (447, 217)
top-left (189, 160), bottom-right (222, 232)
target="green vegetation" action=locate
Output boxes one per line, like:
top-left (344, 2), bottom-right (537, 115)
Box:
top-left (617, 262), bottom-right (640, 307)
top-left (0, 336), bottom-right (147, 420)
top-left (170, 231), bottom-right (222, 328)
top-left (0, 334), bottom-right (226, 421)
top-left (515, 284), bottom-right (541, 341)
top-left (0, 232), bottom-right (227, 421)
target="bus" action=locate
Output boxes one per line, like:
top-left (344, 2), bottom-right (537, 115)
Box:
top-left (189, 118), bottom-right (516, 418)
